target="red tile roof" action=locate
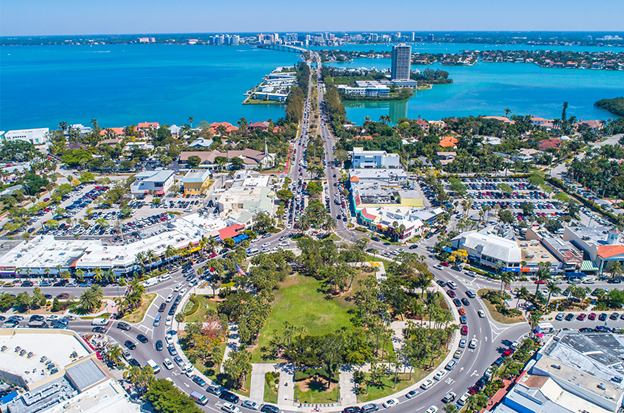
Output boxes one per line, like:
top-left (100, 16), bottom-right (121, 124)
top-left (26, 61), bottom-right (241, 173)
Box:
top-left (138, 122), bottom-right (159, 129)
top-left (218, 224), bottom-right (245, 240)
top-left (598, 245), bottom-right (624, 259)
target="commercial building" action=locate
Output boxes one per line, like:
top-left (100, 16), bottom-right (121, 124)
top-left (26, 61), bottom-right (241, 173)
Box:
top-left (2, 128), bottom-right (49, 145)
top-left (391, 43), bottom-right (412, 80)
top-left (351, 147), bottom-right (401, 169)
top-left (182, 169), bottom-right (211, 195)
top-left (493, 331), bottom-right (624, 413)
top-left (129, 169), bottom-right (175, 195)
top-left (349, 168), bottom-right (408, 187)
top-left (451, 228), bottom-right (522, 271)
top-left (357, 206), bottom-right (444, 241)
top-left (210, 171), bottom-right (275, 219)
top-left (0, 329), bottom-right (139, 413)
top-left (0, 212), bottom-right (243, 276)
top-left (563, 226), bottom-right (624, 274)
top-left (336, 82), bottom-right (390, 98)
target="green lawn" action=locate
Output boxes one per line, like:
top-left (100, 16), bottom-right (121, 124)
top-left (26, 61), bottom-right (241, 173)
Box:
top-left (252, 275), bottom-right (355, 363)
top-left (184, 295), bottom-right (216, 324)
top-left (358, 372), bottom-right (424, 403)
top-left (296, 385), bottom-right (340, 404)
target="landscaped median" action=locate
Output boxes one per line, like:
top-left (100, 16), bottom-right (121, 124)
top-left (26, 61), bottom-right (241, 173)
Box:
top-left (122, 293), bottom-right (156, 323)
top-left (478, 289), bottom-right (526, 324)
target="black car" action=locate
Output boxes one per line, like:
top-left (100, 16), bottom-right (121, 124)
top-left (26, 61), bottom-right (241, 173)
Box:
top-left (128, 358), bottom-right (140, 367)
top-left (343, 407), bottom-right (361, 413)
top-left (599, 313), bottom-right (608, 321)
top-left (158, 303), bottom-right (167, 312)
top-left (565, 313), bottom-right (575, 321)
top-left (155, 340), bottom-right (163, 351)
top-left (437, 280), bottom-right (447, 288)
top-left (453, 298), bottom-right (462, 307)
top-left (137, 334), bottom-right (149, 344)
top-left (192, 375), bottom-right (207, 387)
top-left (22, 281), bottom-right (34, 287)
top-left (461, 298), bottom-right (470, 306)
top-left (124, 340), bottom-right (136, 350)
top-left (261, 405), bottom-right (280, 413)
top-left (610, 313), bottom-right (619, 320)
top-left (409, 244), bottom-right (418, 249)
top-left (92, 327), bottom-right (107, 333)
top-left (117, 322), bottom-right (131, 331)
top-left (579, 327), bottom-right (594, 333)
top-left (371, 237), bottom-right (380, 242)
top-left (220, 391), bottom-right (240, 404)
top-left (206, 385), bottom-right (222, 396)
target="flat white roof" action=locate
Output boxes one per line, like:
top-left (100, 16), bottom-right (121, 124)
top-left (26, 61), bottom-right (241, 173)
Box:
top-left (0, 330), bottom-right (92, 389)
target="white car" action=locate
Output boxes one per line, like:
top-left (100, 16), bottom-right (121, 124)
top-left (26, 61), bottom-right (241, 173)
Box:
top-left (425, 406), bottom-right (438, 413)
top-left (180, 288), bottom-right (188, 295)
top-left (279, 241), bottom-right (289, 247)
top-left (433, 264), bottom-right (443, 270)
top-left (165, 316), bottom-right (172, 326)
top-left (165, 294), bottom-right (173, 303)
top-left (173, 284), bottom-right (182, 292)
top-left (165, 335), bottom-right (174, 345)
top-left (262, 242), bottom-right (271, 248)
top-left (420, 379), bottom-right (434, 390)
top-left (222, 402), bottom-right (240, 413)
top-left (46, 315), bottom-right (59, 321)
top-left (478, 310), bottom-right (486, 318)
top-left (163, 358), bottom-right (174, 370)
top-left (433, 370), bottom-right (447, 381)
top-left (382, 398), bottom-right (399, 408)
top-left (242, 401), bottom-right (261, 410)
top-left (465, 270), bottom-right (477, 277)
top-left (469, 338), bottom-right (478, 349)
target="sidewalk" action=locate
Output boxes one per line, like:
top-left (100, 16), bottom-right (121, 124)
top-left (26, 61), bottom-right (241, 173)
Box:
top-left (277, 364), bottom-right (295, 406)
top-left (220, 322), bottom-right (241, 373)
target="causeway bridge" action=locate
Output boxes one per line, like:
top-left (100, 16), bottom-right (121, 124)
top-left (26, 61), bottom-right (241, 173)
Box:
top-left (256, 44), bottom-right (309, 54)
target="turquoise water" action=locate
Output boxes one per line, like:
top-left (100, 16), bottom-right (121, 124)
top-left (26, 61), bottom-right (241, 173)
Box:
top-left (0, 44), bottom-right (296, 130)
top-left (1, 43), bottom-right (623, 130)
top-left (330, 58), bottom-right (624, 124)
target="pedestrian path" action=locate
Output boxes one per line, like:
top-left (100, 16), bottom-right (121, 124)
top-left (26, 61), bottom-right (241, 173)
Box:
top-left (338, 368), bottom-right (357, 406)
top-left (250, 364), bottom-right (272, 403)
top-left (220, 322), bottom-right (241, 373)
top-left (277, 365), bottom-right (295, 406)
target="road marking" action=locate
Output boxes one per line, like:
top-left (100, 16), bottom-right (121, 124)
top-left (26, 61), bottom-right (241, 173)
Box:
top-left (459, 367), bottom-right (464, 372)
top-left (470, 370), bottom-right (478, 377)
top-left (445, 378), bottom-right (454, 385)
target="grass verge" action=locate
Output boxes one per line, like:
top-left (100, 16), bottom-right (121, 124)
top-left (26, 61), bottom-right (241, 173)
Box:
top-left (264, 373), bottom-right (280, 403)
top-left (357, 371), bottom-right (425, 403)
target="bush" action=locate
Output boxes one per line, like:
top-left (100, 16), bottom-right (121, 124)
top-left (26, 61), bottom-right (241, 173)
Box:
top-left (355, 227), bottom-right (368, 233)
top-left (294, 368), bottom-right (335, 382)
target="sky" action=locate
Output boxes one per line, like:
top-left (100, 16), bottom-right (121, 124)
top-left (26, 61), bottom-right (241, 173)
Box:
top-left (2, 0), bottom-right (624, 36)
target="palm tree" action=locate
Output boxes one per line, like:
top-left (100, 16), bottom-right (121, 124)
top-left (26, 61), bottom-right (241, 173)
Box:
top-left (499, 271), bottom-right (514, 296)
top-left (545, 281), bottom-right (561, 312)
top-left (93, 267), bottom-right (103, 283)
top-left (188, 116), bottom-right (194, 129)
top-left (535, 262), bottom-right (552, 295)
top-left (106, 345), bottom-right (124, 368)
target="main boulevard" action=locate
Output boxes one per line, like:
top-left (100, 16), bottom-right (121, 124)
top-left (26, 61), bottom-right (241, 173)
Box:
top-left (0, 54), bottom-right (547, 412)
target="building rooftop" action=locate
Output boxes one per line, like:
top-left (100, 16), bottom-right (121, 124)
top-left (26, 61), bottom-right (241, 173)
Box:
top-left (183, 169), bottom-right (211, 183)
top-left (0, 329), bottom-right (93, 390)
top-left (452, 230), bottom-right (522, 264)
top-left (519, 240), bottom-right (558, 264)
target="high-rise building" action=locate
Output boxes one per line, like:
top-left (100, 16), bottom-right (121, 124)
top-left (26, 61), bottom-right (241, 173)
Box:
top-left (428, 33), bottom-right (435, 41)
top-left (391, 43), bottom-right (411, 80)
top-left (231, 35), bottom-right (240, 45)
top-left (411, 32), bottom-right (415, 42)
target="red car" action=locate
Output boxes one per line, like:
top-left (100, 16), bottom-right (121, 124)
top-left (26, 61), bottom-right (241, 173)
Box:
top-left (534, 279), bottom-right (546, 284)
top-left (503, 349), bottom-right (514, 357)
top-left (577, 313), bottom-right (586, 321)
top-left (440, 262), bottom-right (450, 267)
top-left (447, 290), bottom-right (456, 298)
top-left (461, 326), bottom-right (468, 335)
top-left (589, 313), bottom-right (597, 320)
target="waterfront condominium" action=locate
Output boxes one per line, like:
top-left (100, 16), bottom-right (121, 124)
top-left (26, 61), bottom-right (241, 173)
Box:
top-left (391, 43), bottom-right (412, 80)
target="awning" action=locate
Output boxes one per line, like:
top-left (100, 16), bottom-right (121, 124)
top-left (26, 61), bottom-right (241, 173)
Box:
top-left (581, 260), bottom-right (599, 272)
top-left (156, 190), bottom-right (164, 195)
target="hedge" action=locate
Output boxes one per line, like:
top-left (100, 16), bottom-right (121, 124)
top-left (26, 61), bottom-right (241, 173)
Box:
top-left (294, 368), bottom-right (337, 382)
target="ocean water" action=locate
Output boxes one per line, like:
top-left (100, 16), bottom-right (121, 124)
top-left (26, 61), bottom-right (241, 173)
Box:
top-left (1, 43), bottom-right (622, 130)
top-left (0, 44), bottom-right (297, 131)
top-left (328, 56), bottom-right (624, 124)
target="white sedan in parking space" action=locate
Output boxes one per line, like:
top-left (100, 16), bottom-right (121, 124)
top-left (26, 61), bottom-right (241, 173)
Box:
top-left (165, 316), bottom-right (172, 326)
top-left (163, 358), bottom-right (174, 370)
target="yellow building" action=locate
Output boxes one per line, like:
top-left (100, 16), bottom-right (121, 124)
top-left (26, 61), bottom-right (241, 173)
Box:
top-left (183, 169), bottom-right (211, 195)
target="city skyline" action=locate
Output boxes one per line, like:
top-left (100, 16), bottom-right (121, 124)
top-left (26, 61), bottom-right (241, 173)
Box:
top-left (2, 0), bottom-right (624, 36)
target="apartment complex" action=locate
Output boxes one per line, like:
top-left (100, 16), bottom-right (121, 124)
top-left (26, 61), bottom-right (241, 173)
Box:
top-left (391, 43), bottom-right (412, 80)
top-left (351, 147), bottom-right (401, 169)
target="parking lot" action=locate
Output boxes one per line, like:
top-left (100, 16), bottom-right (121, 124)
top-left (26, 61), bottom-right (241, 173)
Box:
top-left (458, 177), bottom-right (566, 221)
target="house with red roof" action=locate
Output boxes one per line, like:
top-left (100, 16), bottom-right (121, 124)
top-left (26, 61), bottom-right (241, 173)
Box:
top-left (211, 122), bottom-right (239, 135)
top-left (415, 119), bottom-right (429, 131)
top-left (538, 138), bottom-right (562, 150)
top-left (248, 121), bottom-right (270, 131)
top-left (138, 122), bottom-right (159, 130)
